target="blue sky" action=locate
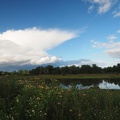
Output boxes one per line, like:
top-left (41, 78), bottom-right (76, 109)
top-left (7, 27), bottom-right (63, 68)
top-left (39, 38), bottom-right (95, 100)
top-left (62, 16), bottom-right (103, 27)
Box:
top-left (0, 0), bottom-right (120, 71)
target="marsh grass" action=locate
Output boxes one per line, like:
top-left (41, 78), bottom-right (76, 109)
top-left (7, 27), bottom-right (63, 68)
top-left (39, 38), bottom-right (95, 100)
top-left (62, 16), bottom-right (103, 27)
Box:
top-left (0, 76), bottom-right (120, 120)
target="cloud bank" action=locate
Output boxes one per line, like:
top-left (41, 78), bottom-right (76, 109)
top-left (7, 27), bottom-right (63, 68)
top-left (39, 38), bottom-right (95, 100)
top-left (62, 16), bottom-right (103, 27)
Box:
top-left (0, 58), bottom-right (103, 72)
top-left (0, 27), bottom-right (77, 70)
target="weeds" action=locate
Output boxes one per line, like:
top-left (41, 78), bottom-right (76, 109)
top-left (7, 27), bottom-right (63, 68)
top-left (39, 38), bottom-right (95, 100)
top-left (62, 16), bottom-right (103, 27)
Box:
top-left (0, 76), bottom-right (120, 120)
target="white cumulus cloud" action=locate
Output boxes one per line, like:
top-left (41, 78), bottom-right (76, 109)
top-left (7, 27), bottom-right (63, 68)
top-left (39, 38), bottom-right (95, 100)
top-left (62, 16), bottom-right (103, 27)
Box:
top-left (113, 11), bottom-right (120, 17)
top-left (88, 5), bottom-right (94, 13)
top-left (113, 6), bottom-right (120, 17)
top-left (117, 30), bottom-right (120, 33)
top-left (84, 0), bottom-right (117, 14)
top-left (0, 27), bottom-right (77, 67)
top-left (92, 34), bottom-right (120, 58)
top-left (106, 35), bottom-right (117, 42)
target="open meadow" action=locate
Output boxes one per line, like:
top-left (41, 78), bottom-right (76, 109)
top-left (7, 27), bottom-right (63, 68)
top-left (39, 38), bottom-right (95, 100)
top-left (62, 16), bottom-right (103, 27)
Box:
top-left (0, 75), bottom-right (120, 120)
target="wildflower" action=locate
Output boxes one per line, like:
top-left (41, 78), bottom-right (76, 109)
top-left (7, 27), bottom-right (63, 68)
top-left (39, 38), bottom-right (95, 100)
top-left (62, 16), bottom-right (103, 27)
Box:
top-left (32, 110), bottom-right (35, 113)
top-left (35, 77), bottom-right (39, 80)
top-left (45, 87), bottom-right (49, 90)
top-left (61, 90), bottom-right (64, 93)
top-left (25, 84), bottom-right (31, 88)
top-left (55, 79), bottom-right (58, 82)
top-left (44, 113), bottom-right (47, 116)
top-left (16, 98), bottom-right (19, 103)
top-left (69, 109), bottom-right (72, 112)
top-left (39, 86), bottom-right (44, 89)
top-left (36, 97), bottom-right (40, 100)
top-left (57, 102), bottom-right (61, 105)
top-left (68, 89), bottom-right (72, 92)
top-left (59, 95), bottom-right (62, 98)
top-left (58, 92), bottom-right (61, 95)
top-left (18, 80), bottom-right (23, 85)
top-left (42, 82), bottom-right (45, 85)
top-left (83, 94), bottom-right (86, 96)
top-left (11, 117), bottom-right (14, 120)
top-left (54, 87), bottom-right (57, 89)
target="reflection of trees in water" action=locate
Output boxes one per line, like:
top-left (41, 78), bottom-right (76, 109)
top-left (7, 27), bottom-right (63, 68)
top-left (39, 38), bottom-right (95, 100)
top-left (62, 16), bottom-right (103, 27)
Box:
top-left (59, 79), bottom-right (120, 86)
top-left (105, 79), bottom-right (120, 86)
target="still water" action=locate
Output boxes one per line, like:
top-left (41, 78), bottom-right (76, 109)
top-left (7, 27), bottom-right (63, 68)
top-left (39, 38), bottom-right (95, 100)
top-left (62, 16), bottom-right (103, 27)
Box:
top-left (59, 79), bottom-right (120, 90)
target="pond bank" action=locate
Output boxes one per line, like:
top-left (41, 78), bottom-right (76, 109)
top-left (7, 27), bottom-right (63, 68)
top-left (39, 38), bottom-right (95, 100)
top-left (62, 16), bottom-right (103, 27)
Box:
top-left (40, 74), bottom-right (120, 80)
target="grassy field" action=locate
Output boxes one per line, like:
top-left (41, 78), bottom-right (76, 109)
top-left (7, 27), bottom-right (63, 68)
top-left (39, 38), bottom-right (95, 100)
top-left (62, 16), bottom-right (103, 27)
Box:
top-left (39, 74), bottom-right (120, 79)
top-left (0, 75), bottom-right (120, 120)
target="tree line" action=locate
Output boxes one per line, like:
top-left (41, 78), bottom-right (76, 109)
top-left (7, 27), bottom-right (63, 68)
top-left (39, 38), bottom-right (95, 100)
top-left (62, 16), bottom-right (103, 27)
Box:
top-left (29, 64), bottom-right (120, 75)
top-left (0, 63), bottom-right (120, 76)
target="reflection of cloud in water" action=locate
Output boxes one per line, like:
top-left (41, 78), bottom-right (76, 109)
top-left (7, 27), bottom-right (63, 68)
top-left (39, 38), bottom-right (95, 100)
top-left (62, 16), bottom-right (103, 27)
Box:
top-left (60, 84), bottom-right (72, 89)
top-left (60, 80), bottom-right (120, 90)
top-left (98, 80), bottom-right (120, 89)
top-left (60, 84), bottom-right (93, 90)
top-left (76, 84), bottom-right (93, 89)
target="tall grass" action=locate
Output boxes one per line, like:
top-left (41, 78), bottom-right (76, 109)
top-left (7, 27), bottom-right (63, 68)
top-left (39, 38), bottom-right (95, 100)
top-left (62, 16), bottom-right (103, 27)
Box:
top-left (0, 76), bottom-right (120, 120)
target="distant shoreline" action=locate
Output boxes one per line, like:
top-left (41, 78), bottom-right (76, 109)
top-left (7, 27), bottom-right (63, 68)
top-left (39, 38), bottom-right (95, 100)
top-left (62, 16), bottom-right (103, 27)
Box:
top-left (36, 74), bottom-right (120, 80)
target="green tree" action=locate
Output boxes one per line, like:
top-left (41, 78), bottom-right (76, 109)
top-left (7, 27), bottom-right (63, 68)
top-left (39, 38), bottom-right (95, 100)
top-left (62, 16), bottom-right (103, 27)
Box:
top-left (80, 65), bottom-right (92, 74)
top-left (69, 65), bottom-right (79, 74)
top-left (60, 66), bottom-right (70, 75)
top-left (92, 64), bottom-right (102, 73)
top-left (44, 65), bottom-right (54, 74)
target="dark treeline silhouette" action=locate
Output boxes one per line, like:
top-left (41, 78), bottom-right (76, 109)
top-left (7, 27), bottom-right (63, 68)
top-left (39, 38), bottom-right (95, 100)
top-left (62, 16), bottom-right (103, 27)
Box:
top-left (29, 63), bottom-right (120, 75)
top-left (0, 63), bottom-right (120, 76)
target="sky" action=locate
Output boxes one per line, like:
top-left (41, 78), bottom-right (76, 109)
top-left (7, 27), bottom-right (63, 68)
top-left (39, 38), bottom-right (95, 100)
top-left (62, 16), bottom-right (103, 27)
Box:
top-left (0, 0), bottom-right (120, 71)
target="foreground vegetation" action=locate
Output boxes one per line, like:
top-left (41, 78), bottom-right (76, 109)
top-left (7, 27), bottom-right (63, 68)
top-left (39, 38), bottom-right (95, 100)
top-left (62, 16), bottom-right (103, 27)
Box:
top-left (0, 76), bottom-right (120, 120)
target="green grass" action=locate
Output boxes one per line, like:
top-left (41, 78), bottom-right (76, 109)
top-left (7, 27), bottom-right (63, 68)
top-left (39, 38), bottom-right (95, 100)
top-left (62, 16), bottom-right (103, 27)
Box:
top-left (40, 74), bottom-right (120, 79)
top-left (0, 76), bottom-right (120, 120)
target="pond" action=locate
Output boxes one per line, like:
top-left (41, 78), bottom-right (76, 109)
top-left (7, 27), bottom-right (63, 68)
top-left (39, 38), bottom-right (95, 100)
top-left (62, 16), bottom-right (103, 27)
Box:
top-left (59, 79), bottom-right (120, 90)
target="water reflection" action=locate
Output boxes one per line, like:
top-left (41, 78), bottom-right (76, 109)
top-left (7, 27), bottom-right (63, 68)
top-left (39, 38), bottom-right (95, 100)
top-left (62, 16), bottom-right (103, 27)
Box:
top-left (59, 79), bottom-right (120, 90)
top-left (98, 80), bottom-right (120, 89)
